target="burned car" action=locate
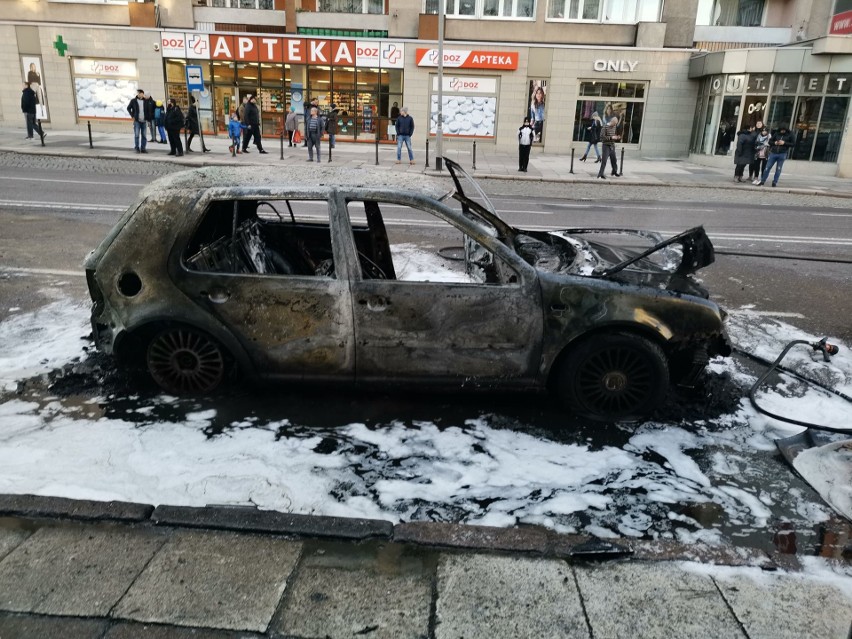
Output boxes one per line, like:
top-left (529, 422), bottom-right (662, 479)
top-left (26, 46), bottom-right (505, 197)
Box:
top-left (85, 159), bottom-right (729, 420)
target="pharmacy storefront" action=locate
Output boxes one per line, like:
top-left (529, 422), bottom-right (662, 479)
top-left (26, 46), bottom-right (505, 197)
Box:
top-left (160, 32), bottom-right (405, 140)
top-left (689, 47), bottom-right (852, 175)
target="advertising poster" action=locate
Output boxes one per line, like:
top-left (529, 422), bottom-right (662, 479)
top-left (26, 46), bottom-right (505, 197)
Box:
top-left (831, 0), bottom-right (852, 34)
top-left (21, 55), bottom-right (49, 121)
top-left (527, 79), bottom-right (547, 143)
top-left (72, 59), bottom-right (138, 120)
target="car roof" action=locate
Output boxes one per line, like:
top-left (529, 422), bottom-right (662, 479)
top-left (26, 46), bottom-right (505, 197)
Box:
top-left (141, 165), bottom-right (456, 201)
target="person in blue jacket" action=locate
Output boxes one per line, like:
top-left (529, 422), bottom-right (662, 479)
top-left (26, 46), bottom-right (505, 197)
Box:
top-left (228, 112), bottom-right (242, 156)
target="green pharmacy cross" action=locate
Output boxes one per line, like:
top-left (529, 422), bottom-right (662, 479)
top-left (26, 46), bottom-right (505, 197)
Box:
top-left (53, 35), bottom-right (68, 57)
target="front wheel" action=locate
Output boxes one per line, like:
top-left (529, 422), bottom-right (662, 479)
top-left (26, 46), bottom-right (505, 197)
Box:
top-left (146, 327), bottom-right (227, 395)
top-left (555, 333), bottom-right (669, 421)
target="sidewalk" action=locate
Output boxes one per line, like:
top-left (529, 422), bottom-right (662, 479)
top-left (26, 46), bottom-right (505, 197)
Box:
top-left (3, 126), bottom-right (852, 198)
top-left (0, 495), bottom-right (850, 639)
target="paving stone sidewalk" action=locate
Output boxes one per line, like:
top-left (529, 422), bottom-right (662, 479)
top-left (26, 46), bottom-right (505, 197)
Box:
top-left (0, 497), bottom-right (851, 639)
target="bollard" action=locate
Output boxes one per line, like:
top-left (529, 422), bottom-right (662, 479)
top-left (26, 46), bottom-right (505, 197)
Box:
top-left (570, 148), bottom-right (574, 174)
top-left (426, 139), bottom-right (431, 169)
top-left (375, 135), bottom-right (379, 166)
top-left (472, 140), bottom-right (477, 170)
top-left (280, 133), bottom-right (284, 160)
top-left (620, 147), bottom-right (625, 176)
top-left (38, 120), bottom-right (45, 147)
top-left (87, 121), bottom-right (93, 149)
top-left (328, 137), bottom-right (332, 163)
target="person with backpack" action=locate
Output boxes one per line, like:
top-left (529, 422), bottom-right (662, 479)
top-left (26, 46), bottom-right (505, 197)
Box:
top-left (518, 117), bottom-right (534, 172)
top-left (597, 116), bottom-right (621, 179)
top-left (241, 94), bottom-right (267, 154)
top-left (164, 98), bottom-right (184, 157)
top-left (579, 112), bottom-right (602, 163)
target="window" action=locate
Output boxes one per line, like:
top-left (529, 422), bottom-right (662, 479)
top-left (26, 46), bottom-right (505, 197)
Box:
top-left (425, 0), bottom-right (534, 18)
top-left (697, 0), bottom-right (764, 26)
top-left (547, 0), bottom-right (660, 21)
top-left (573, 81), bottom-right (648, 145)
top-left (185, 199), bottom-right (336, 278)
top-left (318, 0), bottom-right (384, 13)
top-left (210, 0), bottom-right (274, 7)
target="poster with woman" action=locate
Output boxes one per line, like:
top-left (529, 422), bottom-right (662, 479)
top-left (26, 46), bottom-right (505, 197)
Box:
top-left (21, 56), bottom-right (49, 121)
top-left (527, 79), bottom-right (547, 143)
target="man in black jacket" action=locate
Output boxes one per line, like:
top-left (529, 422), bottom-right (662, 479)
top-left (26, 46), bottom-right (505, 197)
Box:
top-left (126, 88), bottom-right (154, 153)
top-left (241, 95), bottom-right (267, 154)
top-left (757, 125), bottom-right (795, 187)
top-left (21, 82), bottom-right (44, 141)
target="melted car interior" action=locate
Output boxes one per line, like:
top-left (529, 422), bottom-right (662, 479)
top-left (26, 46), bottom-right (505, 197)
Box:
top-left (183, 198), bottom-right (396, 280)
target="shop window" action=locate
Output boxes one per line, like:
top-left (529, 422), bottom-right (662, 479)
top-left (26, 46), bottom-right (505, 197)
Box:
top-left (573, 81), bottom-right (647, 145)
top-left (765, 96), bottom-right (793, 132)
top-left (791, 96), bottom-right (821, 160)
top-left (813, 97), bottom-right (849, 162)
top-left (318, 0), bottom-right (384, 12)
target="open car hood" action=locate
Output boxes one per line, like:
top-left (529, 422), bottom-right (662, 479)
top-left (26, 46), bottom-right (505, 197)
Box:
top-left (443, 157), bottom-right (716, 295)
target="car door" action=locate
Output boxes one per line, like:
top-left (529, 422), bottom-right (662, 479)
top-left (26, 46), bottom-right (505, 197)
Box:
top-left (173, 191), bottom-right (355, 382)
top-left (341, 193), bottom-right (544, 388)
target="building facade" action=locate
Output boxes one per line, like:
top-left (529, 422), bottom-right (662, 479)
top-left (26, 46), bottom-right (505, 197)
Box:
top-left (1, 0), bottom-right (850, 175)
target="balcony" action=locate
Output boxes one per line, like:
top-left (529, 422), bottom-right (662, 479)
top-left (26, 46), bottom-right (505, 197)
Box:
top-left (296, 10), bottom-right (388, 33)
top-left (694, 25), bottom-right (793, 49)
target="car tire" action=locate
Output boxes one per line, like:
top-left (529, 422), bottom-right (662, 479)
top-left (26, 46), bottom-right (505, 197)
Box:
top-left (556, 333), bottom-right (669, 421)
top-left (146, 326), bottom-right (227, 395)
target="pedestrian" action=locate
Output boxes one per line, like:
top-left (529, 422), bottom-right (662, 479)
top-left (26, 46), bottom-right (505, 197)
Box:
top-left (530, 86), bottom-right (545, 142)
top-left (757, 125), bottom-right (795, 187)
top-left (241, 95), bottom-right (267, 154)
top-left (237, 96), bottom-right (248, 122)
top-left (126, 88), bottom-right (152, 153)
top-left (303, 97), bottom-right (318, 147)
top-left (518, 116), bottom-right (534, 172)
top-left (751, 125), bottom-right (770, 183)
top-left (185, 96), bottom-right (210, 153)
top-left (146, 93), bottom-right (157, 142)
top-left (305, 106), bottom-right (324, 163)
top-left (228, 112), bottom-right (242, 156)
top-left (597, 116), bottom-right (621, 179)
top-left (395, 106), bottom-right (415, 165)
top-left (154, 100), bottom-right (167, 143)
top-left (164, 98), bottom-right (184, 157)
top-left (325, 104), bottom-right (338, 149)
top-left (580, 112), bottom-right (602, 162)
top-left (285, 106), bottom-right (298, 147)
top-left (20, 82), bottom-right (45, 141)
top-left (733, 124), bottom-right (756, 182)
top-left (390, 101), bottom-right (400, 140)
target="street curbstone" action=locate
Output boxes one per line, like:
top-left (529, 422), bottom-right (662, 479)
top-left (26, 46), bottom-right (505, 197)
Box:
top-left (0, 494), bottom-right (153, 523)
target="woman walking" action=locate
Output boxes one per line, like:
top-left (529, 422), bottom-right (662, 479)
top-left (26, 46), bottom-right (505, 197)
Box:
top-left (164, 98), bottom-right (184, 157)
top-left (184, 95), bottom-right (210, 153)
top-left (580, 112), bottom-right (602, 162)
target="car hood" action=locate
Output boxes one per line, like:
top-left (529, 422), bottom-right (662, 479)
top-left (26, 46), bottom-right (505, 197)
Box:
top-left (515, 226), bottom-right (716, 297)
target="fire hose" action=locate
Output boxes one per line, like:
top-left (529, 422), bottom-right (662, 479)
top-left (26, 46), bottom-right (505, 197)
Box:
top-left (739, 338), bottom-right (851, 434)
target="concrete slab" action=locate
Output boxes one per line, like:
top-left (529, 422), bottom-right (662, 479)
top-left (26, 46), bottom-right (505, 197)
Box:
top-left (0, 523), bottom-right (166, 616)
top-left (0, 522), bottom-right (32, 562)
top-left (713, 569), bottom-right (852, 639)
top-left (574, 561), bottom-right (746, 639)
top-left (105, 620), bottom-right (264, 638)
top-left (113, 530), bottom-right (301, 632)
top-left (435, 554), bottom-right (588, 639)
top-left (0, 612), bottom-right (109, 639)
top-left (272, 540), bottom-right (433, 638)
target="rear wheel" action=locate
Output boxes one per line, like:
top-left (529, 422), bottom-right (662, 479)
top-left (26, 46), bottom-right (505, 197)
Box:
top-left (556, 333), bottom-right (668, 421)
top-left (146, 327), bottom-right (227, 395)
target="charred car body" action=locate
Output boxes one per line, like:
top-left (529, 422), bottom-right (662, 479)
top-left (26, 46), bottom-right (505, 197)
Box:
top-left (85, 159), bottom-right (730, 420)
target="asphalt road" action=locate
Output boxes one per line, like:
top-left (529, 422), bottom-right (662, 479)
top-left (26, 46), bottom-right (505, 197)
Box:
top-left (1, 161), bottom-right (850, 340)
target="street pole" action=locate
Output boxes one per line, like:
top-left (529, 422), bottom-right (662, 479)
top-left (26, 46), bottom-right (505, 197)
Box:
top-left (435, 0), bottom-right (445, 172)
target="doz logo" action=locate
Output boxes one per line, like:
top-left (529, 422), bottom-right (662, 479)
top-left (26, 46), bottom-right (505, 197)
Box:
top-left (90, 61), bottom-right (121, 74)
top-left (382, 44), bottom-right (401, 65)
top-left (449, 78), bottom-right (479, 90)
top-left (162, 37), bottom-right (185, 49)
top-left (428, 50), bottom-right (439, 64)
top-left (188, 35), bottom-right (208, 56)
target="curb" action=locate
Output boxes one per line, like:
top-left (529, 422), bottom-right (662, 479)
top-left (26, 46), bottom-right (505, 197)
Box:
top-left (0, 493), bottom-right (792, 570)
